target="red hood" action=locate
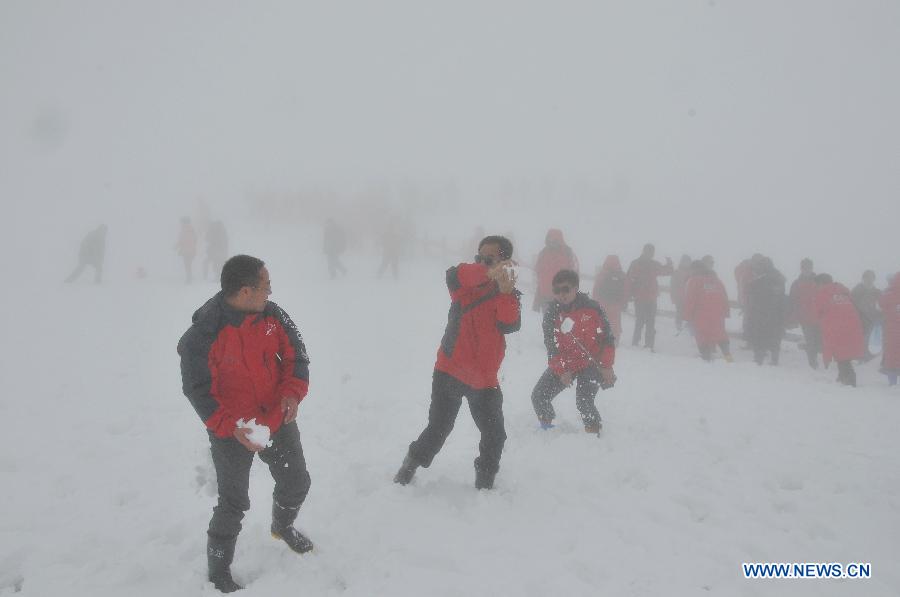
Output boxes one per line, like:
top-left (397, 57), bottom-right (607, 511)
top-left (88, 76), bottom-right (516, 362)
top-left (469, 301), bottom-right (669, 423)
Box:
top-left (602, 255), bottom-right (622, 272)
top-left (545, 228), bottom-right (565, 247)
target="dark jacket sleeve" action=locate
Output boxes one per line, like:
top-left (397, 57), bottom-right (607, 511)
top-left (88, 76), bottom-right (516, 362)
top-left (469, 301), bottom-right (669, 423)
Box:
top-left (495, 290), bottom-right (522, 335)
top-left (272, 304), bottom-right (311, 400)
top-left (177, 325), bottom-right (221, 424)
top-left (543, 303), bottom-right (558, 358)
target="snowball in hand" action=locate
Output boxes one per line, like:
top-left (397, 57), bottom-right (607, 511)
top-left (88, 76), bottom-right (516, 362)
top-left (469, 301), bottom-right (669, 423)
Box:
top-left (560, 317), bottom-right (575, 333)
top-left (236, 418), bottom-right (272, 448)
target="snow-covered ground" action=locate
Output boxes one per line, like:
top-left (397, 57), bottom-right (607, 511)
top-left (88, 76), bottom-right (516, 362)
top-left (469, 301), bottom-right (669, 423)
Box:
top-left (2, 233), bottom-right (899, 597)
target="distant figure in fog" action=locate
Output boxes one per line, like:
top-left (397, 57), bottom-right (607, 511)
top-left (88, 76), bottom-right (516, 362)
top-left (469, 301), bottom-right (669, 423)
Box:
top-left (814, 273), bottom-right (865, 387)
top-left (175, 217), bottom-right (198, 284)
top-left (377, 218), bottom-right (403, 280)
top-left (592, 255), bottom-right (627, 343)
top-left (878, 273), bottom-right (900, 386)
top-left (744, 256), bottom-right (786, 365)
top-left (734, 254), bottom-right (760, 347)
top-left (851, 270), bottom-right (882, 360)
top-left (65, 224), bottom-right (107, 284)
top-left (683, 260), bottom-right (732, 362)
top-left (533, 229), bottom-right (578, 313)
top-left (626, 243), bottom-right (673, 351)
top-left (788, 258), bottom-right (821, 369)
top-left (670, 255), bottom-right (693, 334)
top-left (204, 220), bottom-right (229, 281)
top-left (323, 218), bottom-right (348, 279)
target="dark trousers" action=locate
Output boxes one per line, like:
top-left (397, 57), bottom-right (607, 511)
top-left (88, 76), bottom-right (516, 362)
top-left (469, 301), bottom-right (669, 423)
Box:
top-left (836, 360), bottom-right (857, 387)
top-left (408, 371), bottom-right (507, 476)
top-left (207, 421), bottom-right (310, 540)
top-left (64, 260), bottom-right (102, 283)
top-left (800, 324), bottom-right (822, 368)
top-left (698, 340), bottom-right (731, 361)
top-left (632, 300), bottom-right (658, 349)
top-left (531, 366), bottom-right (601, 427)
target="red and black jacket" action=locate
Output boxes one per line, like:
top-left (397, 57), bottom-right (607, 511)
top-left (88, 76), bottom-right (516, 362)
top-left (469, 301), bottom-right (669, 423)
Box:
top-left (178, 292), bottom-right (310, 438)
top-left (543, 292), bottom-right (615, 375)
top-left (435, 263), bottom-right (521, 389)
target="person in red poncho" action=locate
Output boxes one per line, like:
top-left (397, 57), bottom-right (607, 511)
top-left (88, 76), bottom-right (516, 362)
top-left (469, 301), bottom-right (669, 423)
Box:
top-left (533, 269), bottom-right (617, 434)
top-left (814, 273), bottom-right (865, 387)
top-left (879, 272), bottom-right (900, 386)
top-left (178, 255), bottom-right (314, 592)
top-left (683, 260), bottom-right (733, 361)
top-left (532, 228), bottom-right (579, 313)
top-left (788, 258), bottom-right (822, 369)
top-left (591, 255), bottom-right (628, 343)
top-left (394, 236), bottom-right (521, 490)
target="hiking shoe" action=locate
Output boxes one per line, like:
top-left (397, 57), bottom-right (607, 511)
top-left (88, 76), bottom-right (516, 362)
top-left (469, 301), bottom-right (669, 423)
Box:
top-left (393, 453), bottom-right (420, 485)
top-left (271, 526), bottom-right (314, 554)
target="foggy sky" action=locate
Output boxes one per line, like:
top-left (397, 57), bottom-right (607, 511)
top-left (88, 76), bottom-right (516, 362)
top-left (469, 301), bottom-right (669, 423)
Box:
top-left (2, 1), bottom-right (898, 283)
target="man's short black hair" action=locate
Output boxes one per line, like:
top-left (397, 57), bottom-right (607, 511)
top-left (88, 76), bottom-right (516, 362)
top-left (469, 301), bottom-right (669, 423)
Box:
top-left (552, 269), bottom-right (579, 288)
top-left (478, 235), bottom-right (513, 260)
top-left (221, 255), bottom-right (265, 297)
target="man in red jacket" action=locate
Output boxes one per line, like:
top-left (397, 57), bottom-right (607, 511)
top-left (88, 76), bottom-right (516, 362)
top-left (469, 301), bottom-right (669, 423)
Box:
top-left (788, 258), bottom-right (821, 368)
top-left (814, 273), bottom-right (865, 387)
top-left (178, 255), bottom-right (312, 593)
top-left (532, 270), bottom-right (616, 434)
top-left (626, 243), bottom-right (674, 351)
top-left (394, 236), bottom-right (521, 490)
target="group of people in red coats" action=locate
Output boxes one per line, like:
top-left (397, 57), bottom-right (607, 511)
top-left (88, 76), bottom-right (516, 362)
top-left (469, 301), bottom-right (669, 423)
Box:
top-left (531, 230), bottom-right (900, 388)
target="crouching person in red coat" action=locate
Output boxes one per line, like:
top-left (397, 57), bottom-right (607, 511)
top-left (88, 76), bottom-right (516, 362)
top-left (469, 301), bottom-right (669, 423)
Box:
top-left (814, 274), bottom-right (865, 387)
top-left (178, 255), bottom-right (313, 593)
top-left (394, 236), bottom-right (521, 490)
top-left (879, 273), bottom-right (900, 386)
top-left (532, 270), bottom-right (616, 435)
top-left (683, 260), bottom-right (733, 362)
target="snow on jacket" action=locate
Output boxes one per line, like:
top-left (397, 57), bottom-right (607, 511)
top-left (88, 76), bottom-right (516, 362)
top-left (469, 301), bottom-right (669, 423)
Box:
top-left (543, 292), bottom-right (615, 375)
top-left (879, 274), bottom-right (900, 372)
top-left (178, 292), bottom-right (310, 438)
top-left (626, 256), bottom-right (674, 304)
top-left (533, 229), bottom-right (578, 310)
top-left (814, 282), bottom-right (865, 365)
top-left (683, 272), bottom-right (730, 346)
top-left (436, 263), bottom-right (521, 389)
top-left (789, 273), bottom-right (819, 327)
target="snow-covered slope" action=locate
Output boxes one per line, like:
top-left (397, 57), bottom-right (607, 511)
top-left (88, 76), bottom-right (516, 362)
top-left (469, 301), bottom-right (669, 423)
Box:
top-left (2, 243), bottom-right (898, 597)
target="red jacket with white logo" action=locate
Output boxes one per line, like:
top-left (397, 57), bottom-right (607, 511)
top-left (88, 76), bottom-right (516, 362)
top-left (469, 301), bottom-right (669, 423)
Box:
top-left (435, 263), bottom-right (522, 389)
top-left (879, 274), bottom-right (900, 372)
top-left (543, 293), bottom-right (615, 375)
top-left (814, 282), bottom-right (865, 364)
top-left (178, 293), bottom-right (310, 438)
top-left (683, 272), bottom-right (730, 346)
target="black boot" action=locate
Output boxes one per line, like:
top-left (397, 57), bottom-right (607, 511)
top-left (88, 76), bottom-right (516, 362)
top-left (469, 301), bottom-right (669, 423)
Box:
top-left (474, 465), bottom-right (496, 490)
top-left (393, 453), bottom-right (420, 485)
top-left (208, 535), bottom-right (242, 593)
top-left (271, 501), bottom-right (314, 554)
